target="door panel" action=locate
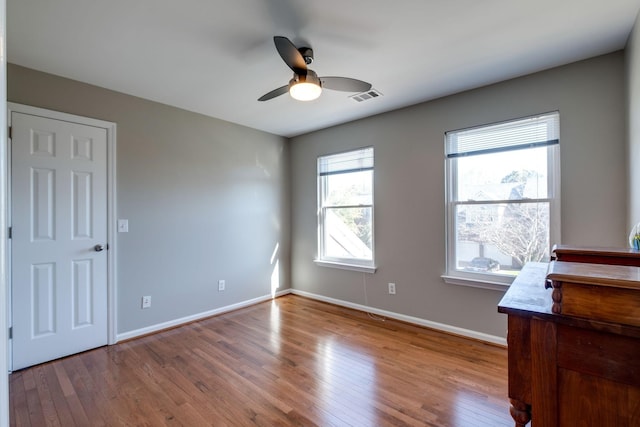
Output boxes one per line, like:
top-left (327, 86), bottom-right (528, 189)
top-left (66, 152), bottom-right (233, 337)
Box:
top-left (11, 111), bottom-right (108, 370)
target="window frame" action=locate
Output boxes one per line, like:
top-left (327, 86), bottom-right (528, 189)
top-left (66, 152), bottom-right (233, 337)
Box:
top-left (443, 113), bottom-right (561, 289)
top-left (315, 147), bottom-right (376, 273)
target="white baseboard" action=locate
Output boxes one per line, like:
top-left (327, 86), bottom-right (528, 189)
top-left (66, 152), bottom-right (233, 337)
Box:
top-left (290, 289), bottom-right (507, 346)
top-left (116, 289), bottom-right (292, 342)
top-left (116, 287), bottom-right (506, 347)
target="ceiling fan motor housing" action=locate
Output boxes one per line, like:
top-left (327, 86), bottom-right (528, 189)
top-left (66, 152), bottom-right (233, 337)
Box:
top-left (289, 69), bottom-right (321, 87)
top-left (298, 47), bottom-right (314, 64)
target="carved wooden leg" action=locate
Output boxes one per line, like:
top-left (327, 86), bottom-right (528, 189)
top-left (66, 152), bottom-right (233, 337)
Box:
top-left (509, 398), bottom-right (531, 427)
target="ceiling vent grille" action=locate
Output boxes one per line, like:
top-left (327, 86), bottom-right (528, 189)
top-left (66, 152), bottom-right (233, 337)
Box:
top-left (350, 89), bottom-right (383, 103)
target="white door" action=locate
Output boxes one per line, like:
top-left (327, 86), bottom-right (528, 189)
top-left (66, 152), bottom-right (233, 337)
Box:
top-left (11, 111), bottom-right (108, 370)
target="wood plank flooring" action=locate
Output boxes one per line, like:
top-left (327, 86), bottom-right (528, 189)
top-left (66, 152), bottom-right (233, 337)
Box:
top-left (9, 294), bottom-right (513, 426)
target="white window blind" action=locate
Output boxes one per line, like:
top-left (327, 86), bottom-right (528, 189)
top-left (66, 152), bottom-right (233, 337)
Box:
top-left (318, 147), bottom-right (374, 176)
top-left (446, 112), bottom-right (559, 158)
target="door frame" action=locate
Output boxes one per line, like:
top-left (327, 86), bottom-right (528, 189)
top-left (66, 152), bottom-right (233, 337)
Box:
top-left (7, 102), bottom-right (118, 371)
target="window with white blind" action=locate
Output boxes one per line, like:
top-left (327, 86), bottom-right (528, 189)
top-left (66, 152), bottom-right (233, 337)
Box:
top-left (316, 147), bottom-right (375, 272)
top-left (444, 112), bottom-right (560, 288)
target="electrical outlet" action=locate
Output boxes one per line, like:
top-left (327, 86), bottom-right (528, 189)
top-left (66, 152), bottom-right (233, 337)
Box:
top-left (141, 295), bottom-right (151, 309)
top-left (388, 283), bottom-right (396, 295)
top-left (218, 280), bottom-right (226, 292)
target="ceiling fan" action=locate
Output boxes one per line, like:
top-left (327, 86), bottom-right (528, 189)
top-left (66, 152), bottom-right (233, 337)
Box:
top-left (258, 36), bottom-right (372, 102)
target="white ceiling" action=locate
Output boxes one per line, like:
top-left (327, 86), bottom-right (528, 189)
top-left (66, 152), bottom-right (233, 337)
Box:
top-left (7, 0), bottom-right (640, 137)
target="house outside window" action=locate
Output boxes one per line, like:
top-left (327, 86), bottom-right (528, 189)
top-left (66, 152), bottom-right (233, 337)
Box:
top-left (316, 147), bottom-right (375, 272)
top-left (444, 112), bottom-right (560, 288)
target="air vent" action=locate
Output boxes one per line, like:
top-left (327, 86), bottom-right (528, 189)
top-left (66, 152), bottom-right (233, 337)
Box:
top-left (350, 89), bottom-right (383, 103)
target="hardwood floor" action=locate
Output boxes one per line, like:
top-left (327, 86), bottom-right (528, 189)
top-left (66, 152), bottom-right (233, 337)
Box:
top-left (9, 295), bottom-right (513, 426)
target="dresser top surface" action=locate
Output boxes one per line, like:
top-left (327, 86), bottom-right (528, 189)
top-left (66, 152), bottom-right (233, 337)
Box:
top-left (497, 262), bottom-right (552, 315)
top-left (498, 259), bottom-right (640, 316)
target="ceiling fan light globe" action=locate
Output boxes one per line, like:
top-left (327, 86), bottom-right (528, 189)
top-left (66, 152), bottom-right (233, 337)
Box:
top-left (290, 82), bottom-right (322, 101)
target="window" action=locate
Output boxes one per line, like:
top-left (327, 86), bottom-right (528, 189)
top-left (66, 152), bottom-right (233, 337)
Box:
top-left (316, 147), bottom-right (375, 272)
top-left (444, 112), bottom-right (560, 288)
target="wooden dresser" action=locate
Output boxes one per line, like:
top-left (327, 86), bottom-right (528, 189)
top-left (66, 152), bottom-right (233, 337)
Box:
top-left (498, 247), bottom-right (640, 427)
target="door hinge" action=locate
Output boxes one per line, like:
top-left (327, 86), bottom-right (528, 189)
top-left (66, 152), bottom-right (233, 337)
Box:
top-left (7, 227), bottom-right (11, 239)
top-left (8, 327), bottom-right (11, 340)
top-left (8, 126), bottom-right (11, 139)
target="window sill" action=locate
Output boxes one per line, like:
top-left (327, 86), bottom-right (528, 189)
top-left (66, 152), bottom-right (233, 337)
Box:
top-left (314, 260), bottom-right (377, 274)
top-left (441, 275), bottom-right (510, 291)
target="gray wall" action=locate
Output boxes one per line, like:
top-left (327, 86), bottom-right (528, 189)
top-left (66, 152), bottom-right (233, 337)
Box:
top-left (628, 10), bottom-right (640, 229)
top-left (8, 48), bottom-right (630, 342)
top-left (290, 52), bottom-right (627, 339)
top-left (8, 64), bottom-right (291, 335)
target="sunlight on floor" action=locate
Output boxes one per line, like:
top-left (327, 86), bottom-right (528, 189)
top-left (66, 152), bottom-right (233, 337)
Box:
top-left (316, 338), bottom-right (377, 425)
top-left (269, 300), bottom-right (281, 353)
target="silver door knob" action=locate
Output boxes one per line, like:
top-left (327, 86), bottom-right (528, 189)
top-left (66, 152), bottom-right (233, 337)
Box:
top-left (94, 244), bottom-right (106, 252)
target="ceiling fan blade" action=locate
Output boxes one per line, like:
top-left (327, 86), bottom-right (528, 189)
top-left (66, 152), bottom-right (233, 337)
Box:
top-left (274, 36), bottom-right (307, 75)
top-left (320, 77), bottom-right (372, 93)
top-left (258, 85), bottom-right (289, 101)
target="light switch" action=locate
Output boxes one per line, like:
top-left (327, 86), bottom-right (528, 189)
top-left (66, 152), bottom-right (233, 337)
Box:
top-left (118, 219), bottom-right (129, 233)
